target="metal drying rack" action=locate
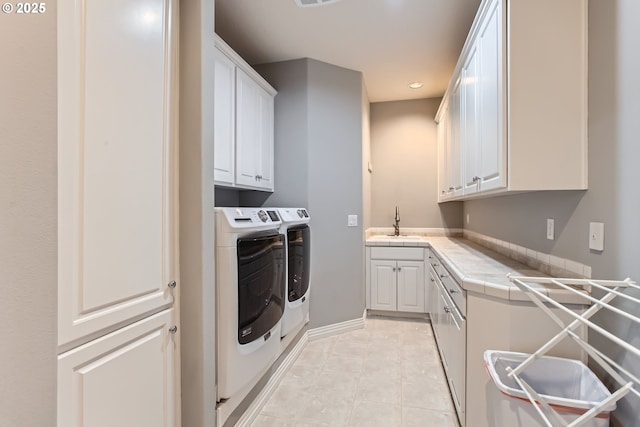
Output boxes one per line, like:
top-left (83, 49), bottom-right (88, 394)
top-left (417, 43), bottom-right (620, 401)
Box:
top-left (501, 274), bottom-right (640, 427)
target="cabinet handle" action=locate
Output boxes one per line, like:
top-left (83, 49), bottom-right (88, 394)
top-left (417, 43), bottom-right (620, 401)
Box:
top-left (168, 280), bottom-right (177, 289)
top-left (449, 288), bottom-right (458, 294)
top-left (397, 267), bottom-right (402, 272)
top-left (440, 273), bottom-right (448, 279)
top-left (444, 306), bottom-right (451, 313)
top-left (449, 186), bottom-right (454, 191)
top-left (430, 278), bottom-right (435, 282)
top-left (392, 267), bottom-right (396, 272)
top-left (169, 325), bottom-right (178, 334)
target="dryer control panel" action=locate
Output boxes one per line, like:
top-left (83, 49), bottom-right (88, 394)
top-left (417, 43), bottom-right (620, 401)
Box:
top-left (216, 207), bottom-right (283, 232)
top-left (277, 208), bottom-right (310, 224)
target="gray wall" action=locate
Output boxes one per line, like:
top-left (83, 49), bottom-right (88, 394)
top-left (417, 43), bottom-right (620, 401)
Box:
top-left (463, 1), bottom-right (640, 424)
top-left (370, 99), bottom-right (463, 229)
top-left (251, 58), bottom-right (366, 328)
top-left (179, 1), bottom-right (217, 426)
top-left (307, 59), bottom-right (365, 327)
top-left (0, 6), bottom-right (57, 426)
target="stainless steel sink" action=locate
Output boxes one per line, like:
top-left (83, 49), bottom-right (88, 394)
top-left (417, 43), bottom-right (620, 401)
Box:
top-left (369, 235), bottom-right (422, 241)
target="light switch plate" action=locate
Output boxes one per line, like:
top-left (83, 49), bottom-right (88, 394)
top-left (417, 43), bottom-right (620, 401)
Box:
top-left (347, 214), bottom-right (358, 227)
top-left (589, 222), bottom-right (604, 251)
top-left (546, 218), bottom-right (555, 240)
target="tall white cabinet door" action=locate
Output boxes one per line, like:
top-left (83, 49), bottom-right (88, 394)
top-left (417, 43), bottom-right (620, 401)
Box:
top-left (462, 44), bottom-right (480, 195)
top-left (447, 81), bottom-right (464, 198)
top-left (370, 260), bottom-right (397, 311)
top-left (214, 48), bottom-right (236, 185)
top-left (58, 309), bottom-right (178, 427)
top-left (235, 68), bottom-right (275, 191)
top-left (257, 90), bottom-right (275, 190)
top-left (236, 68), bottom-right (261, 188)
top-left (397, 261), bottom-right (425, 313)
top-left (477, 0), bottom-right (505, 191)
top-left (437, 106), bottom-right (449, 201)
top-left (57, 0), bottom-right (178, 347)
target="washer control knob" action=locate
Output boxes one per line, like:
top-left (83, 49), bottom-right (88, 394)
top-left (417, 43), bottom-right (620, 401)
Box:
top-left (297, 209), bottom-right (304, 218)
top-left (258, 210), bottom-right (268, 222)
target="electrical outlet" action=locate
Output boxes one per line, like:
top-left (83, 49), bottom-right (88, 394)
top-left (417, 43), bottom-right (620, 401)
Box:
top-left (589, 222), bottom-right (604, 251)
top-left (546, 219), bottom-right (555, 240)
top-left (347, 215), bottom-right (358, 227)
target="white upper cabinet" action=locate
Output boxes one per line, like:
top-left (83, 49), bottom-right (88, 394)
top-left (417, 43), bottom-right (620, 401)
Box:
top-left (436, 0), bottom-right (587, 201)
top-left (235, 68), bottom-right (275, 190)
top-left (57, 0), bottom-right (178, 348)
top-left (438, 81), bottom-right (463, 201)
top-left (475, 0), bottom-right (504, 192)
top-left (214, 35), bottom-right (277, 192)
top-left (213, 48), bottom-right (236, 186)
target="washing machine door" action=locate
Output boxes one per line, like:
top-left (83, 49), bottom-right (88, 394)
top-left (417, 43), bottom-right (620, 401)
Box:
top-left (287, 225), bottom-right (310, 302)
top-left (236, 232), bottom-right (285, 345)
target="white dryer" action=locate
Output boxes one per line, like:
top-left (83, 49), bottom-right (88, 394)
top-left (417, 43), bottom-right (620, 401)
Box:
top-left (215, 207), bottom-right (286, 400)
top-left (276, 208), bottom-right (311, 338)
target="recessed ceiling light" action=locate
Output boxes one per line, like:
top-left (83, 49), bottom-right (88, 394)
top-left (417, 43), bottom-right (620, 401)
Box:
top-left (408, 82), bottom-right (424, 89)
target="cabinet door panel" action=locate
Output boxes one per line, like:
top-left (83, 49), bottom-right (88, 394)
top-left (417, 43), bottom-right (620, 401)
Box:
top-left (257, 90), bottom-right (274, 190)
top-left (450, 311), bottom-right (466, 423)
top-left (477, 0), bottom-right (505, 191)
top-left (214, 49), bottom-right (236, 185)
top-left (462, 44), bottom-right (480, 195)
top-left (397, 261), bottom-right (425, 313)
top-left (448, 81), bottom-right (463, 198)
top-left (437, 109), bottom-right (449, 201)
top-left (58, 309), bottom-right (177, 427)
top-left (57, 0), bottom-right (177, 347)
top-left (236, 68), bottom-right (261, 187)
top-left (435, 285), bottom-right (450, 371)
top-left (370, 261), bottom-right (397, 311)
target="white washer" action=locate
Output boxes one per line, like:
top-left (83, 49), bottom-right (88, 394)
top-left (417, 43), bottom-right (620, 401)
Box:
top-left (215, 207), bottom-right (286, 400)
top-left (276, 208), bottom-right (311, 338)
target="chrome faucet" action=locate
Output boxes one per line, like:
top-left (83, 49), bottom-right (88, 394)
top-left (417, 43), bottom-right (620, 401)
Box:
top-left (393, 206), bottom-right (400, 236)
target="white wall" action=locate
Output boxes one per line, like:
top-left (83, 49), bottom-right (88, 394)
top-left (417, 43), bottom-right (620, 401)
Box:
top-left (370, 99), bottom-right (462, 229)
top-left (0, 6), bottom-right (57, 425)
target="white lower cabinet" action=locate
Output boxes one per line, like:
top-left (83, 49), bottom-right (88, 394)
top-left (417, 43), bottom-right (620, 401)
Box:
top-left (428, 251), bottom-right (466, 426)
top-left (367, 247), bottom-right (426, 314)
top-left (58, 309), bottom-right (178, 427)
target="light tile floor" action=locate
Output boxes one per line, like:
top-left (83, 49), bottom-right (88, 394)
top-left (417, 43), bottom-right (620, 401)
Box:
top-left (250, 316), bottom-right (460, 427)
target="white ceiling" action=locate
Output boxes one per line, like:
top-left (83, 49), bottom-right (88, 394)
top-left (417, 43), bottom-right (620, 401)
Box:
top-left (214, 0), bottom-right (481, 103)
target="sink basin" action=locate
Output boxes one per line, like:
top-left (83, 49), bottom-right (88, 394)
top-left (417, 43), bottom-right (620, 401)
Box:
top-left (369, 235), bottom-right (422, 241)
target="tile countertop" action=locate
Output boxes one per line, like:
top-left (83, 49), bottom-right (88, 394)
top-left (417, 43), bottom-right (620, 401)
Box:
top-left (366, 235), bottom-right (589, 305)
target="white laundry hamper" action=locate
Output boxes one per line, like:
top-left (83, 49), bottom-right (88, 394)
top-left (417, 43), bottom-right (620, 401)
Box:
top-left (484, 350), bottom-right (615, 427)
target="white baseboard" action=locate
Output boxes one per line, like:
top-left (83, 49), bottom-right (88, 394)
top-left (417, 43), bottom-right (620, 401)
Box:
top-left (234, 333), bottom-right (309, 427)
top-left (307, 310), bottom-right (366, 341)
